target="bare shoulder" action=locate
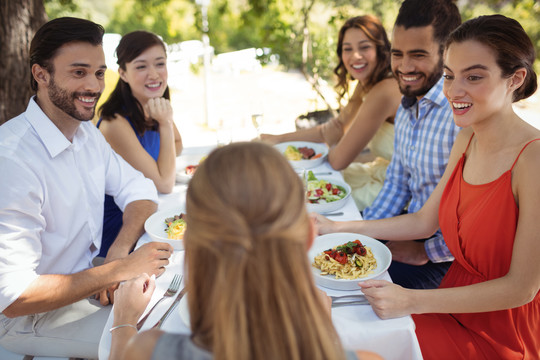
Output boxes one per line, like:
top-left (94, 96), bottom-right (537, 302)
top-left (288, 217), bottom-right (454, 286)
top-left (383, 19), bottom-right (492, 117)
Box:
top-left (123, 329), bottom-right (165, 360)
top-left (367, 77), bottom-right (400, 99)
top-left (453, 127), bottom-right (473, 151)
top-left (99, 114), bottom-right (133, 135)
top-left (355, 349), bottom-right (384, 360)
top-left (364, 78), bottom-right (401, 119)
top-left (513, 134), bottom-right (540, 175)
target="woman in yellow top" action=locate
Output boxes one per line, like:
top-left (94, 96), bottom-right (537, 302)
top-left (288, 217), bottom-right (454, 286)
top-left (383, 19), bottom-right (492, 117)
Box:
top-left (261, 15), bottom-right (401, 210)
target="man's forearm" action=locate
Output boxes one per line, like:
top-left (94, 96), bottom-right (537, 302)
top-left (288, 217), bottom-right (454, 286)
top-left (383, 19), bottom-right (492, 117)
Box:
top-left (2, 260), bottom-right (124, 317)
top-left (107, 200), bottom-right (158, 259)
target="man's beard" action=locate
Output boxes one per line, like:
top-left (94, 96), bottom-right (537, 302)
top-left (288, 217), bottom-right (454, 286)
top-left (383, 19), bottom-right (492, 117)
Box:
top-left (48, 76), bottom-right (101, 121)
top-left (398, 56), bottom-right (443, 98)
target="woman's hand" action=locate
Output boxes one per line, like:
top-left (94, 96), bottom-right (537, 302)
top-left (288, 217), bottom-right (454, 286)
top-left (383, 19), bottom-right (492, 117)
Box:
top-left (144, 97), bottom-right (173, 126)
top-left (310, 213), bottom-right (339, 234)
top-left (113, 273), bottom-right (156, 326)
top-left (358, 279), bottom-right (414, 319)
top-left (259, 133), bottom-right (280, 144)
top-left (315, 288), bottom-right (332, 317)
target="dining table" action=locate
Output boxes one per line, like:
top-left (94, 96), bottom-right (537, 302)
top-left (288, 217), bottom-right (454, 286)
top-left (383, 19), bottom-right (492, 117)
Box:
top-left (98, 144), bottom-right (424, 360)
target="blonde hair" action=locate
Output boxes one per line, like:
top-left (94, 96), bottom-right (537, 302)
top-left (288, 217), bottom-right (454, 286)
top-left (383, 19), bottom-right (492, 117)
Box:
top-left (184, 142), bottom-right (347, 360)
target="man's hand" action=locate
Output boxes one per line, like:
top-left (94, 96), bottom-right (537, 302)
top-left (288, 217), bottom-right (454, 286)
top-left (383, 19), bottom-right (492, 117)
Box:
top-left (97, 242), bottom-right (172, 305)
top-left (95, 247), bottom-right (130, 305)
top-left (385, 241), bottom-right (429, 266)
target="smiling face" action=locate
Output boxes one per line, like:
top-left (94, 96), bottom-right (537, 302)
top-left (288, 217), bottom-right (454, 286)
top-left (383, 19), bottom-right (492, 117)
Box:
top-left (443, 40), bottom-right (514, 128)
top-left (391, 25), bottom-right (443, 99)
top-left (119, 44), bottom-right (168, 105)
top-left (42, 42), bottom-right (106, 122)
top-left (341, 27), bottom-right (377, 84)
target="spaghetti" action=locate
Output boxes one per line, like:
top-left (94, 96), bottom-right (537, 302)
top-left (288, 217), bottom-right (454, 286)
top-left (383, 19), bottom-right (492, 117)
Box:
top-left (312, 239), bottom-right (377, 279)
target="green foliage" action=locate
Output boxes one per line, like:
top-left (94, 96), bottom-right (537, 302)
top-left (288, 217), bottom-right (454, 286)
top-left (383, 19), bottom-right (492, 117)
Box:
top-left (45, 0), bottom-right (114, 26)
top-left (106, 0), bottom-right (199, 43)
top-left (460, 0), bottom-right (540, 73)
top-left (45, 0), bottom-right (540, 80)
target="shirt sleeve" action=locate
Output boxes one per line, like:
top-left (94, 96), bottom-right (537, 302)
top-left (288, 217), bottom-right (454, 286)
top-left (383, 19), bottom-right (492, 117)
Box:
top-left (424, 233), bottom-right (454, 263)
top-left (0, 157), bottom-right (42, 312)
top-left (362, 147), bottom-right (411, 220)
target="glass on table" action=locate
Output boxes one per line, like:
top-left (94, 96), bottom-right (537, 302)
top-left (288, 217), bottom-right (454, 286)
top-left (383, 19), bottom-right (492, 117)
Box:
top-left (251, 113), bottom-right (263, 139)
top-left (216, 118), bottom-right (232, 147)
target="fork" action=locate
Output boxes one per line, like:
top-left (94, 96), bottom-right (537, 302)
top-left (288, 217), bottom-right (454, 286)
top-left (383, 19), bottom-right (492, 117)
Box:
top-left (325, 211), bottom-right (344, 216)
top-left (331, 299), bottom-right (370, 308)
top-left (330, 294), bottom-right (366, 301)
top-left (137, 273), bottom-right (182, 330)
top-left (330, 294), bottom-right (370, 308)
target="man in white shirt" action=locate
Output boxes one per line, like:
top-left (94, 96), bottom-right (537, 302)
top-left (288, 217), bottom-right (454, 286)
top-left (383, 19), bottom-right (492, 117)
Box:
top-left (0, 17), bottom-right (172, 358)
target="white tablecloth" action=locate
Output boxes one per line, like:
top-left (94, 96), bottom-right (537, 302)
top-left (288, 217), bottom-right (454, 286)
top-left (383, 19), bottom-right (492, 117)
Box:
top-left (98, 145), bottom-right (423, 360)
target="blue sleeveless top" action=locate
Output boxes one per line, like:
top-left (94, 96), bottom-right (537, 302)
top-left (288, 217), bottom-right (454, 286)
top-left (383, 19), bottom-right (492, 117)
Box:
top-left (96, 116), bottom-right (160, 257)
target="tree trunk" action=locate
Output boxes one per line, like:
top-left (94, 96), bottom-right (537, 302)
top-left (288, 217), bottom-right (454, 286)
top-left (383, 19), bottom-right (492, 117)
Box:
top-left (0, 0), bottom-right (47, 124)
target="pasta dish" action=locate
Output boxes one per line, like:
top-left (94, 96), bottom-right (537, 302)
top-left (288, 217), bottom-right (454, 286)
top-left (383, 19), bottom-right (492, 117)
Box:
top-left (164, 214), bottom-right (186, 240)
top-left (312, 240), bottom-right (377, 279)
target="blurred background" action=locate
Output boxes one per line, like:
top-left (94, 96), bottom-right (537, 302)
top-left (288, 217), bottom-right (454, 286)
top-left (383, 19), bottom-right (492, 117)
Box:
top-left (2, 0), bottom-right (539, 145)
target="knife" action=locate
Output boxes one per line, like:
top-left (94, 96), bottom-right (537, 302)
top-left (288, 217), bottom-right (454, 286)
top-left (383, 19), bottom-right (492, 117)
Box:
top-left (152, 287), bottom-right (187, 328)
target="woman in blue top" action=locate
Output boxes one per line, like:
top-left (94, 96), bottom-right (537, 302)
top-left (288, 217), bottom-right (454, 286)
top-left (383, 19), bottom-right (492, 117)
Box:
top-left (97, 31), bottom-right (182, 258)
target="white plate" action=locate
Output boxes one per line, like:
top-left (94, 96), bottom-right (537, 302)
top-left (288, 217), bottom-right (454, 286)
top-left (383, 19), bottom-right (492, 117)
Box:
top-left (306, 177), bottom-right (351, 214)
top-left (274, 141), bottom-right (328, 169)
top-left (308, 233), bottom-right (391, 290)
top-left (178, 294), bottom-right (190, 328)
top-left (175, 151), bottom-right (209, 184)
top-left (144, 207), bottom-right (186, 250)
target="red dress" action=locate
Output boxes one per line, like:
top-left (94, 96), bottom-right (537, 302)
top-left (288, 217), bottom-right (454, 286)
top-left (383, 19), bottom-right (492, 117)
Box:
top-left (413, 137), bottom-right (540, 360)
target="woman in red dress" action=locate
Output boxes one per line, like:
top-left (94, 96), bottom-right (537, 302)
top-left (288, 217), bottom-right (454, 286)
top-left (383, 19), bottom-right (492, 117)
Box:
top-left (314, 15), bottom-right (540, 359)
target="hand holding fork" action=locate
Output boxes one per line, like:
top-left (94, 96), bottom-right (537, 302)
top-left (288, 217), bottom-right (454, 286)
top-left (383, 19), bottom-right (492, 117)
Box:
top-left (137, 273), bottom-right (183, 329)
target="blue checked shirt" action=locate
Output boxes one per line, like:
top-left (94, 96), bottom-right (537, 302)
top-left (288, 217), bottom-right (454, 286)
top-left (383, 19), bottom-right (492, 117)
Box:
top-left (363, 77), bottom-right (460, 262)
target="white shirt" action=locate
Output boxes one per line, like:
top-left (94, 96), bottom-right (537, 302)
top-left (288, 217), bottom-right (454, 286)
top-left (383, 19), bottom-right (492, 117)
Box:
top-left (0, 98), bottom-right (158, 312)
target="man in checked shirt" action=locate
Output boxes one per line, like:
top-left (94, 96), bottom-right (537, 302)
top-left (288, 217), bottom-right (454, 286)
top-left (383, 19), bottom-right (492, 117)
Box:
top-left (315, 0), bottom-right (462, 289)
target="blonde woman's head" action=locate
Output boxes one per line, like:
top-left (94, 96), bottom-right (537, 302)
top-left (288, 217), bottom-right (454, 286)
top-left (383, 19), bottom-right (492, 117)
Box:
top-left (184, 141), bottom-right (345, 360)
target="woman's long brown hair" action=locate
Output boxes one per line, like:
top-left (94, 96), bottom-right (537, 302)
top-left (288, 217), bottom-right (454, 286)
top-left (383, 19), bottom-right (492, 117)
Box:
top-left (334, 15), bottom-right (392, 103)
top-left (184, 142), bottom-right (347, 360)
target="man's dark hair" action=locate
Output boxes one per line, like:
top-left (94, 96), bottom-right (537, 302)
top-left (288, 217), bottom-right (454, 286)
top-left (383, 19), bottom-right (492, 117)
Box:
top-left (395, 0), bottom-right (461, 52)
top-left (29, 17), bottom-right (105, 91)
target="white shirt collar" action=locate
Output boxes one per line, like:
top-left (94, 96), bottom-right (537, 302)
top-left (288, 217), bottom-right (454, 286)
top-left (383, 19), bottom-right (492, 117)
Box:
top-left (24, 96), bottom-right (90, 158)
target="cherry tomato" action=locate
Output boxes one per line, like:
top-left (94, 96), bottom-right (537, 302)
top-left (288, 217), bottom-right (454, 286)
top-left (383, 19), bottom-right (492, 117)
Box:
top-left (334, 252), bottom-right (348, 265)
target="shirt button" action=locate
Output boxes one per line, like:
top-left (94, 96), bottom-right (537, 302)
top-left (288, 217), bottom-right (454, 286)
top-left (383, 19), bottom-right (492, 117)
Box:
top-left (410, 146), bottom-right (415, 151)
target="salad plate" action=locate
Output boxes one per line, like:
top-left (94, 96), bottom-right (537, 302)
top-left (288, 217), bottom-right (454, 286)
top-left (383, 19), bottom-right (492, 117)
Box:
top-left (274, 141), bottom-right (328, 169)
top-left (305, 173), bottom-right (351, 214)
top-left (144, 207), bottom-right (186, 250)
top-left (308, 233), bottom-right (391, 290)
